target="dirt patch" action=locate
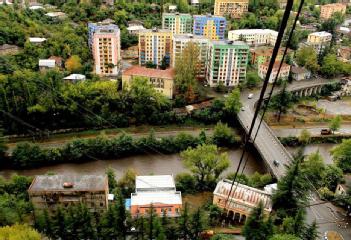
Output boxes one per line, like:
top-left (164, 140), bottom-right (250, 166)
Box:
top-left (326, 231), bottom-right (344, 240)
top-left (182, 192), bottom-right (213, 211)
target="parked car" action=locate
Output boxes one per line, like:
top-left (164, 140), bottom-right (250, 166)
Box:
top-left (248, 93), bottom-right (254, 99)
top-left (321, 129), bottom-right (332, 135)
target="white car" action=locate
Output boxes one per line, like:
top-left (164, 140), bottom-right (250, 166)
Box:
top-left (248, 93), bottom-right (254, 99)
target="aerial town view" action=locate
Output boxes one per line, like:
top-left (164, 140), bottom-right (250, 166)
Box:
top-left (0, 0), bottom-right (351, 239)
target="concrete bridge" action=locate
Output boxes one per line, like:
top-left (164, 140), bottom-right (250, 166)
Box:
top-left (239, 78), bottom-right (340, 179)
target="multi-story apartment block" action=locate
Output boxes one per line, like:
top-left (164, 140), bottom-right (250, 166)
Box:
top-left (88, 20), bottom-right (119, 49)
top-left (214, 0), bottom-right (249, 18)
top-left (320, 3), bottom-right (346, 19)
top-left (306, 31), bottom-right (332, 54)
top-left (172, 34), bottom-right (209, 79)
top-left (228, 29), bottom-right (278, 46)
top-left (28, 175), bottom-right (109, 214)
top-left (258, 61), bottom-right (291, 83)
top-left (162, 13), bottom-right (193, 34)
top-left (122, 66), bottom-right (175, 99)
top-left (193, 15), bottom-right (226, 40)
top-left (138, 28), bottom-right (173, 67)
top-left (91, 24), bottom-right (121, 76)
top-left (130, 175), bottom-right (182, 217)
top-left (206, 40), bottom-right (249, 87)
top-left (213, 179), bottom-right (272, 223)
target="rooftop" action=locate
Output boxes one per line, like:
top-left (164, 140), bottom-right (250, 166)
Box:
top-left (28, 175), bottom-right (107, 192)
top-left (39, 59), bottom-right (56, 68)
top-left (123, 66), bottom-right (175, 79)
top-left (193, 14), bottom-right (225, 19)
top-left (261, 60), bottom-right (290, 69)
top-left (163, 12), bottom-right (191, 17)
top-left (135, 175), bottom-right (176, 191)
top-left (291, 66), bottom-right (309, 74)
top-left (45, 12), bottom-right (66, 17)
top-left (173, 34), bottom-right (209, 41)
top-left (139, 28), bottom-right (172, 34)
top-left (127, 25), bottom-right (145, 31)
top-left (211, 40), bottom-right (249, 47)
top-left (229, 29), bottom-right (278, 35)
top-left (214, 179), bottom-right (272, 211)
top-left (131, 191), bottom-right (182, 205)
top-left (29, 37), bottom-right (47, 43)
top-left (64, 74), bottom-right (86, 80)
top-left (309, 31), bottom-right (332, 37)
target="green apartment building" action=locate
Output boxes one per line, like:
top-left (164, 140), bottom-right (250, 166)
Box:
top-left (162, 13), bottom-right (193, 35)
top-left (206, 40), bottom-right (249, 87)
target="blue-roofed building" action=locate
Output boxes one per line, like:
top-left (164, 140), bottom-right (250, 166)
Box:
top-left (193, 14), bottom-right (226, 40)
top-left (88, 19), bottom-right (119, 49)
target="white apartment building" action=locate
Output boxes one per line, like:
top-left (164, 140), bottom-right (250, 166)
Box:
top-left (306, 31), bottom-right (332, 54)
top-left (172, 34), bottom-right (209, 79)
top-left (228, 29), bottom-right (278, 46)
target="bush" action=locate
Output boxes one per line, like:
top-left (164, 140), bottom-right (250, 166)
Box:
top-left (175, 173), bottom-right (196, 194)
top-left (318, 187), bottom-right (334, 201)
top-left (212, 122), bottom-right (239, 147)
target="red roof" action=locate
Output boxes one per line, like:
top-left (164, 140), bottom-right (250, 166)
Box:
top-left (261, 61), bottom-right (290, 69)
top-left (123, 66), bottom-right (175, 79)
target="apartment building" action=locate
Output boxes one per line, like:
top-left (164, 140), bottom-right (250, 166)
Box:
top-left (130, 175), bottom-right (182, 217)
top-left (228, 29), bottom-right (278, 46)
top-left (193, 15), bottom-right (226, 40)
top-left (337, 46), bottom-right (351, 62)
top-left (307, 31), bottom-right (332, 54)
top-left (206, 40), bottom-right (249, 87)
top-left (91, 24), bottom-right (121, 76)
top-left (258, 61), bottom-right (291, 83)
top-left (172, 34), bottom-right (209, 79)
top-left (162, 13), bottom-right (193, 34)
top-left (88, 20), bottom-right (119, 49)
top-left (320, 3), bottom-right (346, 20)
top-left (213, 180), bottom-right (272, 223)
top-left (138, 28), bottom-right (173, 68)
top-left (250, 47), bottom-right (286, 66)
top-left (28, 175), bottom-right (109, 214)
top-left (122, 66), bottom-right (175, 99)
top-left (214, 0), bottom-right (249, 18)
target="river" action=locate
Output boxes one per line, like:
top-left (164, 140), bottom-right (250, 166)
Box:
top-left (0, 149), bottom-right (265, 179)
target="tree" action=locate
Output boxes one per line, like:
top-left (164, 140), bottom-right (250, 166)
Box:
top-left (224, 88), bottom-right (242, 115)
top-left (322, 164), bottom-right (343, 191)
top-left (0, 224), bottom-right (41, 240)
top-left (106, 167), bottom-right (118, 192)
top-left (331, 139), bottom-right (351, 172)
top-left (270, 82), bottom-right (293, 122)
top-left (117, 168), bottom-right (136, 197)
top-left (303, 221), bottom-right (319, 240)
top-left (180, 144), bottom-right (230, 190)
top-left (189, 208), bottom-right (207, 240)
top-left (329, 115), bottom-right (341, 133)
top-left (246, 71), bottom-right (260, 88)
top-left (269, 234), bottom-right (301, 240)
top-left (212, 121), bottom-right (237, 147)
top-left (174, 42), bottom-right (200, 95)
top-left (242, 202), bottom-right (273, 240)
top-left (295, 47), bottom-right (319, 73)
top-left (65, 55), bottom-right (82, 73)
top-left (298, 129), bottom-right (311, 145)
top-left (175, 173), bottom-right (196, 194)
top-left (301, 151), bottom-right (325, 187)
top-left (0, 127), bottom-right (7, 160)
top-left (178, 203), bottom-right (191, 240)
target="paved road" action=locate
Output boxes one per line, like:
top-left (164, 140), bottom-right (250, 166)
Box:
top-left (272, 124), bottom-right (351, 137)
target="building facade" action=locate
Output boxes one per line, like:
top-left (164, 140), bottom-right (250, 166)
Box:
top-left (130, 175), bottom-right (182, 217)
top-left (258, 61), bottom-right (291, 83)
top-left (122, 66), bottom-right (175, 99)
top-left (138, 28), bottom-right (173, 68)
top-left (306, 31), bottom-right (332, 54)
top-left (91, 24), bottom-right (121, 76)
top-left (28, 175), bottom-right (109, 214)
top-left (214, 0), bottom-right (249, 18)
top-left (250, 47), bottom-right (286, 67)
top-left (338, 46), bottom-right (351, 62)
top-left (320, 3), bottom-right (346, 19)
top-left (88, 20), bottom-right (119, 49)
top-left (162, 13), bottom-right (193, 34)
top-left (172, 34), bottom-right (209, 79)
top-left (206, 40), bottom-right (249, 87)
top-left (291, 66), bottom-right (311, 81)
top-left (193, 15), bottom-right (226, 40)
top-left (213, 180), bottom-right (272, 223)
top-left (228, 29), bottom-right (278, 46)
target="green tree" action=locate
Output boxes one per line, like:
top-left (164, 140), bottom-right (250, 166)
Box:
top-left (303, 221), bottom-right (319, 240)
top-left (117, 168), bottom-right (136, 197)
top-left (106, 167), bottom-right (118, 192)
top-left (331, 139), bottom-right (351, 172)
top-left (329, 115), bottom-right (342, 133)
top-left (0, 224), bottom-right (41, 240)
top-left (65, 55), bottom-right (82, 73)
top-left (174, 42), bottom-right (200, 96)
top-left (181, 144), bottom-right (230, 190)
top-left (301, 151), bottom-right (325, 188)
top-left (246, 71), bottom-right (260, 88)
top-left (322, 164), bottom-right (343, 191)
top-left (298, 129), bottom-right (311, 145)
top-left (224, 88), bottom-right (242, 115)
top-left (175, 173), bottom-right (196, 194)
top-left (212, 121), bottom-right (237, 147)
top-left (189, 208), bottom-right (207, 240)
top-left (178, 203), bottom-right (191, 240)
top-left (295, 47), bottom-right (319, 72)
top-left (210, 234), bottom-right (235, 240)
top-left (0, 128), bottom-right (7, 160)
top-left (270, 82), bottom-right (293, 122)
top-left (242, 202), bottom-right (273, 240)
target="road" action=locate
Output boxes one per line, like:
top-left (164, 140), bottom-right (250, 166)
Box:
top-left (272, 124), bottom-right (351, 137)
top-left (239, 79), bottom-right (351, 238)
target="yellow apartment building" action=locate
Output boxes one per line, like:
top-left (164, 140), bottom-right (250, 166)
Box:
top-left (320, 3), bottom-right (346, 19)
top-left (214, 0), bottom-right (249, 18)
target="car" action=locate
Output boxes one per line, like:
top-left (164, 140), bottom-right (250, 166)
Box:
top-left (273, 160), bottom-right (280, 167)
top-left (248, 93), bottom-right (253, 99)
top-left (241, 107), bottom-right (245, 111)
top-left (321, 129), bottom-right (332, 135)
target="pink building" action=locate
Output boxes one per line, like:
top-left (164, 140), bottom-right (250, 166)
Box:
top-left (92, 25), bottom-right (120, 76)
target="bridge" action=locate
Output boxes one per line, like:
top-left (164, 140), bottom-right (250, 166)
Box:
top-left (238, 78), bottom-right (341, 179)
